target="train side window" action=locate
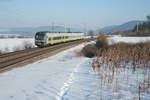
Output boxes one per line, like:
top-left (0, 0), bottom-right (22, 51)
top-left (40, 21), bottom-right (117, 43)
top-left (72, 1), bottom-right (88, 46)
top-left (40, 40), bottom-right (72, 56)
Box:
top-left (66, 36), bottom-right (69, 39)
top-left (53, 36), bottom-right (62, 40)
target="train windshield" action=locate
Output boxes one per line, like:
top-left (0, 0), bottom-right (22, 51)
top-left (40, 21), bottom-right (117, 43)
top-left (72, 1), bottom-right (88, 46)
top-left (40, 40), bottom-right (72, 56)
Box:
top-left (35, 33), bottom-right (45, 40)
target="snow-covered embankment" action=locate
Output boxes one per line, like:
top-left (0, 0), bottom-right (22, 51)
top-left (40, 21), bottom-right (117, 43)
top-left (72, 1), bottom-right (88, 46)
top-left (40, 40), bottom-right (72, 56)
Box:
top-left (0, 42), bottom-right (100, 100)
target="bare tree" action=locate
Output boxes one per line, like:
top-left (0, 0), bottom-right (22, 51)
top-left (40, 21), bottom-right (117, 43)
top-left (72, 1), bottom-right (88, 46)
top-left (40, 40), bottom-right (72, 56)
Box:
top-left (98, 30), bottom-right (105, 35)
top-left (147, 15), bottom-right (150, 21)
top-left (88, 30), bottom-right (94, 38)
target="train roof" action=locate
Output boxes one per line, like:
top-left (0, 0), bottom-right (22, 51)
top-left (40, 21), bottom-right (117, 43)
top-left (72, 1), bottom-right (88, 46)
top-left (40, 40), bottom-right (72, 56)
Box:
top-left (36, 31), bottom-right (84, 34)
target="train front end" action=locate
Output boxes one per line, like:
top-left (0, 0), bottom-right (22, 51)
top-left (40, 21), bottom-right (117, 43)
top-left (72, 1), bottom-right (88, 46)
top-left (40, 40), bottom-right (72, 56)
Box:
top-left (35, 32), bottom-right (47, 47)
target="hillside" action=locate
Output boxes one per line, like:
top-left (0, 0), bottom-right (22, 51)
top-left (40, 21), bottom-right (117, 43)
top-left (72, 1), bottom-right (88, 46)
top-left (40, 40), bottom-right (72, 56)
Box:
top-left (101, 20), bottom-right (144, 34)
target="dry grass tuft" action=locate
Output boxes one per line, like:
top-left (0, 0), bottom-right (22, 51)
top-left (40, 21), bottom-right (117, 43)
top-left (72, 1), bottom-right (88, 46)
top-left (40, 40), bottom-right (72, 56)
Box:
top-left (81, 44), bottom-right (97, 58)
top-left (96, 34), bottom-right (108, 49)
top-left (92, 41), bottom-right (150, 99)
top-left (77, 34), bottom-right (108, 58)
top-left (96, 42), bottom-right (150, 69)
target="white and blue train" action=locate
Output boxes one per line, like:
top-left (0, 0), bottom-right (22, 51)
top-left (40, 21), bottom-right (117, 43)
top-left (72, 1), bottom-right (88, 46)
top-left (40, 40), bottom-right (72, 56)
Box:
top-left (35, 31), bottom-right (85, 47)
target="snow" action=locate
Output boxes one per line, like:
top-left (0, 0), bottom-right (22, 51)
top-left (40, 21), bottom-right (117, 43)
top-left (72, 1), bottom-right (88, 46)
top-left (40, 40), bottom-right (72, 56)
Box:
top-left (0, 36), bottom-right (150, 100)
top-left (0, 38), bottom-right (35, 53)
top-left (0, 43), bottom-right (100, 100)
top-left (108, 35), bottom-right (150, 44)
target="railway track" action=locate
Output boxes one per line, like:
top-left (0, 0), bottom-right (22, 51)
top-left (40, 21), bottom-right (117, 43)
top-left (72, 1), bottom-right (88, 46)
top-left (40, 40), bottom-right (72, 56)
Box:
top-left (0, 39), bottom-right (91, 73)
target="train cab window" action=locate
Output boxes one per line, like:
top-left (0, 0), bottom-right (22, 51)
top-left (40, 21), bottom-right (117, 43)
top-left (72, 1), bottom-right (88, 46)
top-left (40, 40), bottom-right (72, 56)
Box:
top-left (35, 33), bottom-right (45, 40)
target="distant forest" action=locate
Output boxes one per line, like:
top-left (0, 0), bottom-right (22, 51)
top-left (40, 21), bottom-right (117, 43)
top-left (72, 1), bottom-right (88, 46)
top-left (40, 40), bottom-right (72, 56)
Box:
top-left (120, 15), bottom-right (150, 37)
top-left (133, 15), bottom-right (150, 33)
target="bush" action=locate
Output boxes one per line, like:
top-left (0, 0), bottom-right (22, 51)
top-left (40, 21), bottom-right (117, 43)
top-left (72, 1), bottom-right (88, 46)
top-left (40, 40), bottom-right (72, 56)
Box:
top-left (81, 44), bottom-right (97, 58)
top-left (96, 34), bottom-right (108, 49)
top-left (13, 46), bottom-right (22, 51)
top-left (23, 41), bottom-right (33, 49)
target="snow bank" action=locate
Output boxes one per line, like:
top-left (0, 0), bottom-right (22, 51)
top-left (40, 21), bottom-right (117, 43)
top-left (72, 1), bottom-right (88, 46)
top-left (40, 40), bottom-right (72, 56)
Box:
top-left (108, 36), bottom-right (150, 44)
top-left (0, 38), bottom-right (35, 52)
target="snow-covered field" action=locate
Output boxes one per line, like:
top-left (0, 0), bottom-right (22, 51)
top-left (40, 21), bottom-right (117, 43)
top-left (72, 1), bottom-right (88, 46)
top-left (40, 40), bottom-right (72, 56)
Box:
top-left (0, 38), bottom-right (35, 53)
top-left (0, 42), bottom-right (100, 100)
top-left (109, 35), bottom-right (150, 44)
top-left (0, 36), bottom-right (150, 100)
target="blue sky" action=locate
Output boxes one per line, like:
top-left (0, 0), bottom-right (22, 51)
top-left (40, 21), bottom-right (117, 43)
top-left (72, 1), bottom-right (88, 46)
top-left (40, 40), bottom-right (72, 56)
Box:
top-left (0, 0), bottom-right (150, 29)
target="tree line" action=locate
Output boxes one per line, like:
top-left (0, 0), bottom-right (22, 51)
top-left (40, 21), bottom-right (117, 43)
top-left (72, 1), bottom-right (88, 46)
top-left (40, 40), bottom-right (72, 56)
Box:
top-left (133, 15), bottom-right (150, 33)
